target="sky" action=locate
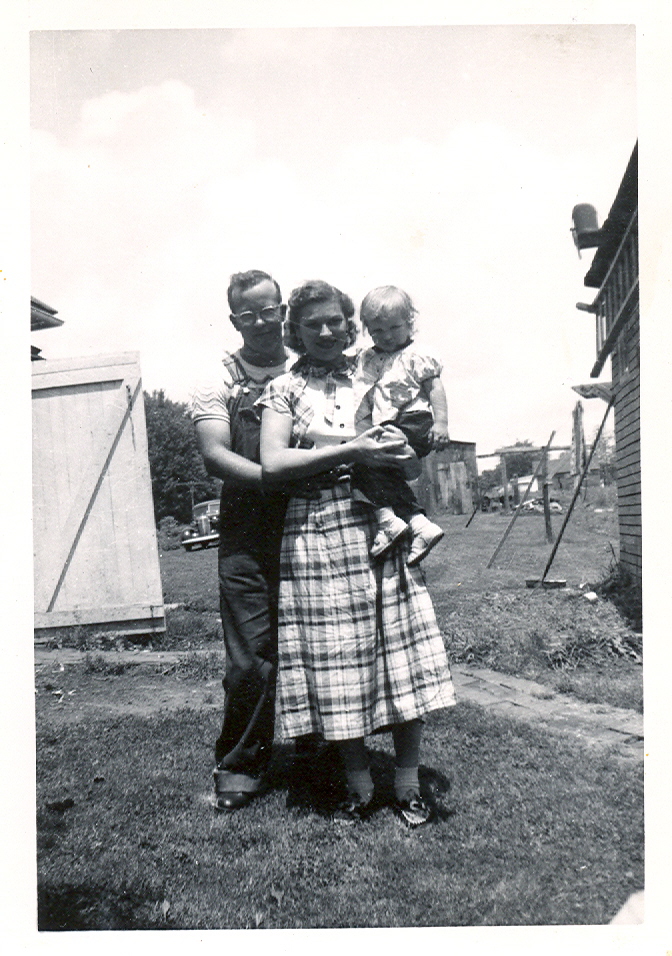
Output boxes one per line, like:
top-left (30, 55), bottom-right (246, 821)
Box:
top-left (29, 24), bottom-right (637, 464)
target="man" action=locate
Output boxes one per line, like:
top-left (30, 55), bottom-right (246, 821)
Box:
top-left (190, 270), bottom-right (289, 810)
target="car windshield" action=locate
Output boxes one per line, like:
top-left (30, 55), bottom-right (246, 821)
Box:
top-left (193, 501), bottom-right (219, 518)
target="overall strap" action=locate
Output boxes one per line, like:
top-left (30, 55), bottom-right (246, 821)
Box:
top-left (221, 352), bottom-right (250, 386)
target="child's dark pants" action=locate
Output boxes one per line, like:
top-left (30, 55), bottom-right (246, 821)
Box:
top-left (350, 409), bottom-right (433, 521)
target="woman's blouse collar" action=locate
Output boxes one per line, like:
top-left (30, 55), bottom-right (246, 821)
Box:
top-left (291, 353), bottom-right (358, 379)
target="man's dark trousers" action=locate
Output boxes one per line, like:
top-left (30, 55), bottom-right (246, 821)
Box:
top-left (215, 487), bottom-right (286, 782)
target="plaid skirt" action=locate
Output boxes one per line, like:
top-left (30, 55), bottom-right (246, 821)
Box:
top-left (275, 482), bottom-right (456, 741)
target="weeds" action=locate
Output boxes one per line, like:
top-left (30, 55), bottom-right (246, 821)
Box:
top-left (441, 586), bottom-right (642, 710)
top-left (163, 609), bottom-right (221, 647)
top-left (175, 649), bottom-right (225, 680)
top-left (591, 556), bottom-right (642, 633)
top-left (83, 653), bottom-right (133, 676)
top-left (157, 516), bottom-right (188, 552)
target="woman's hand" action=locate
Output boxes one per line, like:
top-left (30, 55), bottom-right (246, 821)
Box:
top-left (380, 425), bottom-right (422, 479)
top-left (350, 426), bottom-right (419, 476)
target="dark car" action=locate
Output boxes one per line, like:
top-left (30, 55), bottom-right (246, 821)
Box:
top-left (181, 499), bottom-right (220, 551)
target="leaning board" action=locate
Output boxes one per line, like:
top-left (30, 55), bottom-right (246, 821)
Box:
top-left (32, 352), bottom-right (165, 640)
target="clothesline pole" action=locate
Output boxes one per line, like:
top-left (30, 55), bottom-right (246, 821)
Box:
top-left (465, 502), bottom-right (480, 528)
top-left (538, 398), bottom-right (615, 584)
top-left (486, 431), bottom-right (556, 569)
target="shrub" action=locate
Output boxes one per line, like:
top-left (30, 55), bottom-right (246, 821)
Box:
top-left (158, 516), bottom-right (187, 552)
top-left (84, 653), bottom-right (133, 676)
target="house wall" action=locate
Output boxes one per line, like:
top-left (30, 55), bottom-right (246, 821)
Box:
top-left (611, 307), bottom-right (641, 584)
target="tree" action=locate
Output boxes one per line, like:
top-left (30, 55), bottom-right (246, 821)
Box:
top-left (504, 441), bottom-right (537, 478)
top-left (478, 440), bottom-right (537, 493)
top-left (478, 465), bottom-right (501, 495)
top-left (144, 390), bottom-right (219, 524)
top-left (591, 429), bottom-right (617, 485)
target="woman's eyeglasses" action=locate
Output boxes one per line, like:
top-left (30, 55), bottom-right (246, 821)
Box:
top-left (231, 305), bottom-right (284, 326)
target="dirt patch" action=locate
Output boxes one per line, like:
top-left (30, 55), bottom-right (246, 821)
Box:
top-left (35, 660), bottom-right (222, 722)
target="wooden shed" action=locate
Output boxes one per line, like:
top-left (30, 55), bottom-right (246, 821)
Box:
top-left (32, 351), bottom-right (165, 642)
top-left (417, 441), bottom-right (478, 515)
top-left (573, 143), bottom-right (640, 586)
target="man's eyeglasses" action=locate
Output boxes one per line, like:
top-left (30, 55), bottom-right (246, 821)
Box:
top-left (231, 305), bottom-right (285, 327)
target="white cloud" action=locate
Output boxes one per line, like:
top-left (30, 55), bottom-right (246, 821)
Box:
top-left (31, 68), bottom-right (629, 454)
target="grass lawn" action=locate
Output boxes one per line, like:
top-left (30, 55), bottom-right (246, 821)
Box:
top-left (152, 490), bottom-right (642, 712)
top-left (35, 488), bottom-right (643, 930)
top-left (422, 501), bottom-right (642, 712)
top-left (35, 663), bottom-right (643, 930)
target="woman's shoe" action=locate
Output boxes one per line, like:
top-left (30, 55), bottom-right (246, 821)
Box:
top-left (394, 789), bottom-right (432, 827)
top-left (333, 792), bottom-right (371, 824)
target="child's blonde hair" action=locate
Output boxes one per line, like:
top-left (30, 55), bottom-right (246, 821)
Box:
top-left (359, 285), bottom-right (417, 334)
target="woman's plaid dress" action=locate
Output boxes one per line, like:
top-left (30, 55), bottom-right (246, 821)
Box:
top-left (259, 363), bottom-right (456, 741)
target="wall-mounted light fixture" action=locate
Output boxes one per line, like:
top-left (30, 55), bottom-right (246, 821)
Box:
top-left (570, 203), bottom-right (602, 256)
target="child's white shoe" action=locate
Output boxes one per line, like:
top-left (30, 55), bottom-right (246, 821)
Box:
top-left (407, 516), bottom-right (444, 567)
top-left (370, 515), bottom-right (409, 558)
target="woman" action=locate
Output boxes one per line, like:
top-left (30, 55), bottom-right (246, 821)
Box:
top-left (258, 280), bottom-right (456, 826)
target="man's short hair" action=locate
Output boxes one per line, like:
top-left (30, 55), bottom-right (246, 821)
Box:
top-left (227, 270), bottom-right (282, 312)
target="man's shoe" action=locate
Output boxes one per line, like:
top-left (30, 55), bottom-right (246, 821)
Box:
top-left (215, 790), bottom-right (254, 812)
top-left (213, 768), bottom-right (261, 812)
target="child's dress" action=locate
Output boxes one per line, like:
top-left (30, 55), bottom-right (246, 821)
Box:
top-left (354, 341), bottom-right (443, 455)
top-left (350, 342), bottom-right (443, 518)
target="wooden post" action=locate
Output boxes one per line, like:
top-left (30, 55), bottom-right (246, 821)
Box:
top-left (539, 399), bottom-right (614, 584)
top-left (572, 401), bottom-right (584, 493)
top-left (500, 454), bottom-right (509, 513)
top-left (486, 431), bottom-right (555, 569)
top-left (540, 449), bottom-right (554, 543)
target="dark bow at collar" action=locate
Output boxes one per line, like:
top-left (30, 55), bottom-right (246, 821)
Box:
top-left (292, 354), bottom-right (357, 379)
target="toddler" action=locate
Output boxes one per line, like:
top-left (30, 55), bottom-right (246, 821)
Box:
top-left (353, 286), bottom-right (449, 566)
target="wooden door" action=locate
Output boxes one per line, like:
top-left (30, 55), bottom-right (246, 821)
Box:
top-left (32, 352), bottom-right (165, 640)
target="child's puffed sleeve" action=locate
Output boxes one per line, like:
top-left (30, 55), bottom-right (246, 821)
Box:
top-left (411, 349), bottom-right (443, 384)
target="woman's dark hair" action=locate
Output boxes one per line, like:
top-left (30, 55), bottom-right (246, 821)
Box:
top-left (285, 280), bottom-right (358, 354)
